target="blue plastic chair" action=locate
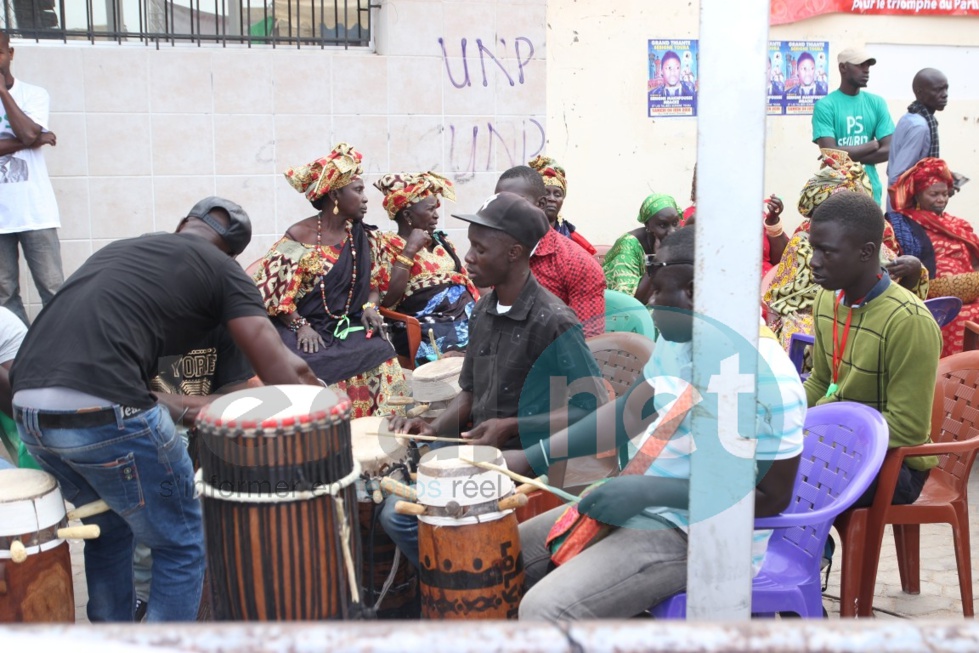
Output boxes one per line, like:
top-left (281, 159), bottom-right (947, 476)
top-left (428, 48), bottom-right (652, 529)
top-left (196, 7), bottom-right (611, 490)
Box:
top-left (649, 402), bottom-right (889, 619)
top-left (604, 289), bottom-right (656, 339)
top-left (924, 296), bottom-right (963, 328)
top-left (788, 332), bottom-right (815, 380)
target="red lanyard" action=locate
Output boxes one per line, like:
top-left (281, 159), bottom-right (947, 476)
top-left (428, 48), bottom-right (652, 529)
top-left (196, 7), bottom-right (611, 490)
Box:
top-left (828, 277), bottom-right (879, 397)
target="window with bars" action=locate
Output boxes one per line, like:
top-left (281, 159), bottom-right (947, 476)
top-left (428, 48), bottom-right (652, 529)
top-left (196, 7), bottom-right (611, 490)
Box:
top-left (2, 1), bottom-right (375, 48)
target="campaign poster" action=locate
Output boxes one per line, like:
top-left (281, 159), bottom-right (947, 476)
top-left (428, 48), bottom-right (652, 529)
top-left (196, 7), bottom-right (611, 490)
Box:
top-left (782, 41), bottom-right (831, 116)
top-left (647, 39), bottom-right (698, 118)
top-left (772, 0), bottom-right (979, 25)
top-left (767, 41), bottom-right (786, 115)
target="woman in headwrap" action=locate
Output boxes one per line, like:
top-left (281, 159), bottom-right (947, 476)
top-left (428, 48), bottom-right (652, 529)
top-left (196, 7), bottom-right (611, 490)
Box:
top-left (887, 157), bottom-right (979, 355)
top-left (373, 172), bottom-right (479, 366)
top-left (251, 143), bottom-right (408, 417)
top-left (527, 155), bottom-right (597, 255)
top-left (602, 193), bottom-right (680, 302)
top-left (765, 149), bottom-right (928, 350)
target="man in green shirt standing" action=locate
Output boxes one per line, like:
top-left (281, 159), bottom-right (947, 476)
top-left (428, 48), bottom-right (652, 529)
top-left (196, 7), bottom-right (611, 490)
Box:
top-left (812, 47), bottom-right (895, 205)
top-left (804, 191), bottom-right (939, 507)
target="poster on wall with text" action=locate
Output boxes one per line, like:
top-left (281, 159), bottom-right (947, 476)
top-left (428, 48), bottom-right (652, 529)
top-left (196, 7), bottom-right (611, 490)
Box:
top-left (647, 39), bottom-right (698, 118)
top-left (772, 0), bottom-right (979, 25)
top-left (767, 41), bottom-right (787, 115)
top-left (781, 41), bottom-right (830, 116)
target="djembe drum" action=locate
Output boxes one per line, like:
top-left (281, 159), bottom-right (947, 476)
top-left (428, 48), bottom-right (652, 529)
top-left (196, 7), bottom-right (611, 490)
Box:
top-left (410, 357), bottom-right (464, 420)
top-left (196, 384), bottom-right (363, 621)
top-left (0, 469), bottom-right (75, 622)
top-left (406, 445), bottom-right (525, 619)
top-left (350, 416), bottom-right (418, 618)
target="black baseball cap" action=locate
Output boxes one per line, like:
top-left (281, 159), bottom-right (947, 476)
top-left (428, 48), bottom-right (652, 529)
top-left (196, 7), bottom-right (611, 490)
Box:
top-left (186, 196), bottom-right (252, 256)
top-left (451, 192), bottom-right (549, 249)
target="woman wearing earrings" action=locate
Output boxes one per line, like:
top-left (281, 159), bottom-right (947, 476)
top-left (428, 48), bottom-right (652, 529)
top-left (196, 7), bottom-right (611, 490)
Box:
top-left (373, 172), bottom-right (478, 366)
top-left (252, 143), bottom-right (408, 417)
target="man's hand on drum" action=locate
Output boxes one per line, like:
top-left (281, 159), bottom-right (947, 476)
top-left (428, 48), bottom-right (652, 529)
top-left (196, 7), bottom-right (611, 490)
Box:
top-left (461, 417), bottom-right (517, 449)
top-left (296, 323), bottom-right (326, 353)
top-left (387, 415), bottom-right (435, 437)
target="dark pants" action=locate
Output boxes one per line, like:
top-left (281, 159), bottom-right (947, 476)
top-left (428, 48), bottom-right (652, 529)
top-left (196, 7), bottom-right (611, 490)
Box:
top-left (852, 463), bottom-right (930, 509)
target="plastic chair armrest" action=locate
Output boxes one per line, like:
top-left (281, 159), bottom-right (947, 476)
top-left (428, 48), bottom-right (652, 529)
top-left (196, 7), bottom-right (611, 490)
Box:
top-left (754, 504), bottom-right (850, 529)
top-left (963, 321), bottom-right (979, 351)
top-left (882, 439), bottom-right (979, 462)
top-left (378, 306), bottom-right (422, 366)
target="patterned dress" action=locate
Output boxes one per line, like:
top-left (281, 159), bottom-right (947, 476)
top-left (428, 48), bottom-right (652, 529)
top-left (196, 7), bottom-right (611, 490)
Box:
top-left (373, 230), bottom-right (478, 365)
top-left (602, 233), bottom-right (646, 296)
top-left (896, 212), bottom-right (979, 357)
top-left (252, 226), bottom-right (409, 418)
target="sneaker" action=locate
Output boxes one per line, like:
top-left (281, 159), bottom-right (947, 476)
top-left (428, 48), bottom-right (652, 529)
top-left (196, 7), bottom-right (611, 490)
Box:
top-left (134, 598), bottom-right (148, 622)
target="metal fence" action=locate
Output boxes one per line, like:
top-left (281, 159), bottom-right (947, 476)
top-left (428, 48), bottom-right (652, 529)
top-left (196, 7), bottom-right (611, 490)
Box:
top-left (2, 1), bottom-right (375, 48)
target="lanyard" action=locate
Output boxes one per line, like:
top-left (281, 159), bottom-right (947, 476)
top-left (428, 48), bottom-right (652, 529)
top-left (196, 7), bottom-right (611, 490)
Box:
top-left (826, 278), bottom-right (878, 398)
top-left (333, 315), bottom-right (364, 340)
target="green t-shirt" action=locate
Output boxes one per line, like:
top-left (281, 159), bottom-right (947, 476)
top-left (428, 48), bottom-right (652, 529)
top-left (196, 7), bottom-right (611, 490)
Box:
top-left (811, 89), bottom-right (895, 204)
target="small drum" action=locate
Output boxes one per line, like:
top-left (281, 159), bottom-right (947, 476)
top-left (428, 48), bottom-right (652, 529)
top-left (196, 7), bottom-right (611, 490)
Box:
top-left (196, 385), bottom-right (363, 621)
top-left (0, 469), bottom-right (74, 623)
top-left (415, 445), bottom-right (524, 619)
top-left (350, 416), bottom-right (417, 618)
top-left (411, 357), bottom-right (465, 419)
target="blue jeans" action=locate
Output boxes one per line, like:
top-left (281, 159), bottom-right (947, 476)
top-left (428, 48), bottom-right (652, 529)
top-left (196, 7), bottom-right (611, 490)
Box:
top-left (378, 493), bottom-right (420, 569)
top-left (0, 228), bottom-right (64, 325)
top-left (17, 404), bottom-right (204, 622)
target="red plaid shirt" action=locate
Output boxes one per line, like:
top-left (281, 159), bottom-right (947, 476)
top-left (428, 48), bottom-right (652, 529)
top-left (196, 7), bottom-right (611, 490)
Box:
top-left (530, 230), bottom-right (606, 337)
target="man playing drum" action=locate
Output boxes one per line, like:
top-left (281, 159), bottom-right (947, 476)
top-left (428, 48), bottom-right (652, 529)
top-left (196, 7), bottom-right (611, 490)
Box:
top-left (9, 197), bottom-right (320, 622)
top-left (382, 192), bottom-right (608, 568)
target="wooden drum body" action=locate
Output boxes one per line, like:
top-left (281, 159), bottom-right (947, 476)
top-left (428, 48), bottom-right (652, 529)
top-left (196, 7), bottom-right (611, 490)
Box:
top-left (350, 416), bottom-right (417, 618)
top-left (415, 445), bottom-right (524, 620)
top-left (0, 469), bottom-right (74, 623)
top-left (196, 385), bottom-right (363, 621)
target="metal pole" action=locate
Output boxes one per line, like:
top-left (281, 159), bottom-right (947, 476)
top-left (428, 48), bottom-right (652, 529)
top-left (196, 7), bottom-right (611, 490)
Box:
top-left (687, 0), bottom-right (770, 619)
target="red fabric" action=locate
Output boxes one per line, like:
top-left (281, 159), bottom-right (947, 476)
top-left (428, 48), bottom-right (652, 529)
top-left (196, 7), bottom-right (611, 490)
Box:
top-left (915, 216), bottom-right (979, 357)
top-left (531, 230), bottom-right (606, 337)
top-left (771, 0), bottom-right (979, 25)
top-left (569, 230), bottom-right (597, 256)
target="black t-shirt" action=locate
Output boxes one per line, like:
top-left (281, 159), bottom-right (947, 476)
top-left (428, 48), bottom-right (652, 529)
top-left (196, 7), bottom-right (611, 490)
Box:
top-left (151, 326), bottom-right (253, 397)
top-left (12, 233), bottom-right (267, 407)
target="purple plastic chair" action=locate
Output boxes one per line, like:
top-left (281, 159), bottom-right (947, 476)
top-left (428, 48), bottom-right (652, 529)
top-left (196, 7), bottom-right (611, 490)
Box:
top-left (649, 402), bottom-right (889, 619)
top-left (924, 296), bottom-right (963, 328)
top-left (788, 332), bottom-right (815, 380)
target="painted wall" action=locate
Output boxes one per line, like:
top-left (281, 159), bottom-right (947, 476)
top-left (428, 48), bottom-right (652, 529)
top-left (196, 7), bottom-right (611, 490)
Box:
top-left (10, 0), bottom-right (545, 319)
top-left (545, 1), bottom-right (979, 245)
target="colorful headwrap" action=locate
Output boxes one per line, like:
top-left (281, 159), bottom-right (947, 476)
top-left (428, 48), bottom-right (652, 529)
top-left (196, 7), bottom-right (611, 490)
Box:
top-left (797, 148), bottom-right (872, 218)
top-left (285, 143), bottom-right (364, 204)
top-left (889, 157), bottom-right (954, 212)
top-left (637, 193), bottom-right (679, 224)
top-left (373, 172), bottom-right (456, 219)
top-left (528, 155), bottom-right (568, 194)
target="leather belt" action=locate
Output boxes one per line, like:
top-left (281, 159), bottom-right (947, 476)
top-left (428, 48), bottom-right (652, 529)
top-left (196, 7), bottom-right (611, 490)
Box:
top-left (13, 405), bottom-right (146, 429)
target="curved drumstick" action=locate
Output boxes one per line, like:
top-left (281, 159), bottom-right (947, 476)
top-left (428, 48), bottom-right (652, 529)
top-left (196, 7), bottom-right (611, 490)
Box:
top-left (393, 500), bottom-right (426, 516)
top-left (57, 525), bottom-right (101, 540)
top-left (460, 459), bottom-right (579, 504)
top-left (66, 499), bottom-right (110, 521)
top-left (380, 477), bottom-right (417, 501)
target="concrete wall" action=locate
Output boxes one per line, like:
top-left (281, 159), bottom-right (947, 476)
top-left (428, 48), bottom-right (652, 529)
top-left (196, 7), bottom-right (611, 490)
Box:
top-left (12, 0), bottom-right (545, 319)
top-left (545, 2), bottom-right (979, 245)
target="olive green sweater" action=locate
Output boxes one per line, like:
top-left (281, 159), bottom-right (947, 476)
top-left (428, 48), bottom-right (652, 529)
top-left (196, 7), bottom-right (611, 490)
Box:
top-left (803, 278), bottom-right (940, 470)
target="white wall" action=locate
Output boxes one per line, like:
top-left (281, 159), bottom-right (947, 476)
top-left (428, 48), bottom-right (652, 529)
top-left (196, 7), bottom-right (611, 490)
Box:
top-left (11, 0), bottom-right (546, 319)
top-left (545, 2), bottom-right (979, 245)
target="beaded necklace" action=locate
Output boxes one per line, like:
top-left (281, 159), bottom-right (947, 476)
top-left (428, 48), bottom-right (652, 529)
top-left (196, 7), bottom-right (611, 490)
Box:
top-left (316, 213), bottom-right (357, 320)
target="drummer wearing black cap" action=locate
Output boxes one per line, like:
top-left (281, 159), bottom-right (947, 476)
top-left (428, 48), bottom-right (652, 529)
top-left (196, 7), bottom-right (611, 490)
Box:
top-left (9, 196), bottom-right (320, 623)
top-left (382, 192), bottom-right (607, 568)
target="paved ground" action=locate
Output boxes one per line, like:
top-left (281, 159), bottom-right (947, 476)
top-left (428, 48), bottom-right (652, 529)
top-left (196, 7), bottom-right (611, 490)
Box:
top-left (66, 472), bottom-right (978, 623)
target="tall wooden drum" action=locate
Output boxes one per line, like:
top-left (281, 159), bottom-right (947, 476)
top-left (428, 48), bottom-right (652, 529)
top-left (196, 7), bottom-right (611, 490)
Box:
top-left (196, 384), bottom-right (363, 621)
top-left (0, 468), bottom-right (74, 623)
top-left (415, 445), bottom-right (524, 619)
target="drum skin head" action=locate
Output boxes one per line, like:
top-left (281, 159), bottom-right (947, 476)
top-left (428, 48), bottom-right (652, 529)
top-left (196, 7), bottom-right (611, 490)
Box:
top-left (196, 384), bottom-right (347, 432)
top-left (0, 468), bottom-right (57, 503)
top-left (349, 416), bottom-right (408, 474)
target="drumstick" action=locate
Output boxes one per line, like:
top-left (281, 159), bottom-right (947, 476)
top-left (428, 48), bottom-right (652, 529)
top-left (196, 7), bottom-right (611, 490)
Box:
top-left (459, 459), bottom-right (580, 504)
top-left (66, 499), bottom-right (111, 521)
top-left (370, 431), bottom-right (469, 444)
top-left (394, 500), bottom-right (426, 516)
top-left (380, 477), bottom-right (417, 501)
top-left (428, 328), bottom-right (442, 360)
top-left (386, 396), bottom-right (416, 407)
top-left (57, 525), bottom-right (101, 540)
top-left (406, 404), bottom-right (430, 418)
top-left (497, 493), bottom-right (530, 511)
